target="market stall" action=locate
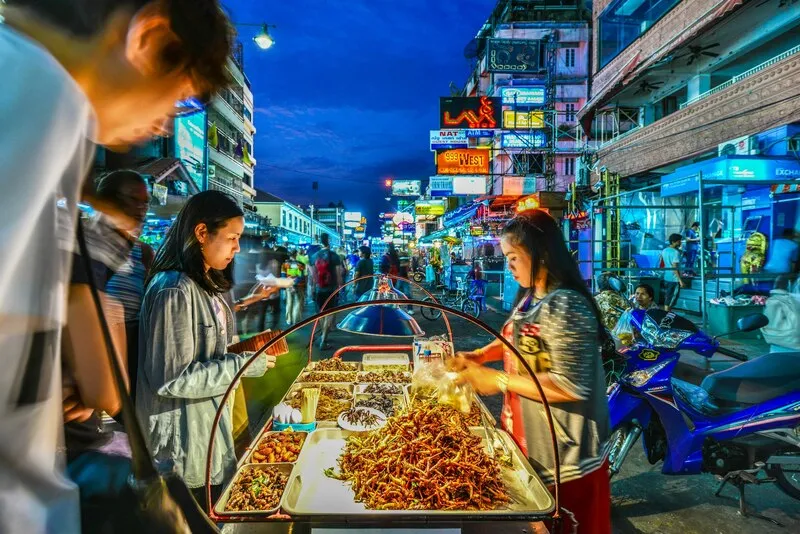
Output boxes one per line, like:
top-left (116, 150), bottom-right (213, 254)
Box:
top-left (204, 277), bottom-right (566, 531)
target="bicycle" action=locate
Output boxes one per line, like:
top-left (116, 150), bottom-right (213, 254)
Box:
top-left (420, 278), bottom-right (484, 320)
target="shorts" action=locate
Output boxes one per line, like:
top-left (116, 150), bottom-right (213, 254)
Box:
top-left (315, 291), bottom-right (338, 312)
top-left (664, 281), bottom-right (681, 308)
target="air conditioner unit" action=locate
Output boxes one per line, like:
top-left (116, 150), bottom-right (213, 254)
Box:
top-left (718, 135), bottom-right (754, 156)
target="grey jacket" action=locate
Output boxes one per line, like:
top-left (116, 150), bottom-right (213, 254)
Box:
top-left (136, 271), bottom-right (267, 488)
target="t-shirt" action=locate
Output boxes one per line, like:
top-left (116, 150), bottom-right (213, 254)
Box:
top-left (684, 228), bottom-right (699, 250)
top-left (661, 246), bottom-right (682, 282)
top-left (354, 258), bottom-right (375, 295)
top-left (312, 248), bottom-right (342, 293)
top-left (0, 23), bottom-right (94, 534)
top-left (764, 238), bottom-right (800, 274)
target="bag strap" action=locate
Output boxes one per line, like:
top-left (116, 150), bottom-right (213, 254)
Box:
top-left (76, 217), bottom-right (158, 481)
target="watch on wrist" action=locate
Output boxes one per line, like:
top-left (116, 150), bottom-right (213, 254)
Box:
top-left (496, 372), bottom-right (509, 394)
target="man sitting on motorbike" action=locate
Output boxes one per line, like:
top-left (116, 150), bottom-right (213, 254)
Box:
top-left (614, 284), bottom-right (658, 346)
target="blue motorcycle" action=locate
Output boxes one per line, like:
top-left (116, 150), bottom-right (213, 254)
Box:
top-left (608, 308), bottom-right (800, 523)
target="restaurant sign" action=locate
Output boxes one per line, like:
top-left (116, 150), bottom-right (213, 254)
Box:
top-left (436, 149), bottom-right (491, 175)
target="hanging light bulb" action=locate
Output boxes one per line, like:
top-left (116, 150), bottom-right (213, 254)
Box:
top-left (254, 25), bottom-right (275, 50)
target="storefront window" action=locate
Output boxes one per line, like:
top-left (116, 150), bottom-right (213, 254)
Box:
top-left (599, 0), bottom-right (681, 69)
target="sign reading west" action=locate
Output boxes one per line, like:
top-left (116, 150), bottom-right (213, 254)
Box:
top-left (436, 149), bottom-right (491, 175)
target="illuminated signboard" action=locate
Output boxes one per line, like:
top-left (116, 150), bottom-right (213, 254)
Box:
top-left (436, 149), bottom-right (490, 175)
top-left (430, 129), bottom-right (468, 150)
top-left (429, 176), bottom-right (453, 195)
top-left (502, 176), bottom-right (537, 196)
top-left (470, 225), bottom-right (485, 237)
top-left (500, 87), bottom-right (546, 106)
top-left (452, 176), bottom-right (489, 196)
top-left (343, 228), bottom-right (354, 236)
top-left (503, 110), bottom-right (545, 129)
top-left (415, 200), bottom-right (446, 216)
top-left (174, 110), bottom-right (207, 191)
top-left (501, 131), bottom-right (547, 149)
top-left (440, 96), bottom-right (501, 129)
top-left (465, 129), bottom-right (497, 138)
top-left (392, 180), bottom-right (422, 197)
top-left (344, 211), bottom-right (362, 222)
top-left (487, 39), bottom-right (544, 73)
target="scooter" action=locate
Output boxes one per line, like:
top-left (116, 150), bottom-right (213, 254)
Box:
top-left (608, 308), bottom-right (800, 524)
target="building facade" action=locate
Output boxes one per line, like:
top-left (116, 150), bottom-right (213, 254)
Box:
top-left (310, 205), bottom-right (346, 243)
top-left (255, 191), bottom-right (342, 248)
top-left (207, 52), bottom-right (257, 209)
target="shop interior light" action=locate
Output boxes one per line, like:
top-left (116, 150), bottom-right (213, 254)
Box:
top-left (253, 25), bottom-right (275, 50)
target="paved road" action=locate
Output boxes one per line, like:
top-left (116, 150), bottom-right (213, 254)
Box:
top-left (234, 296), bottom-right (799, 533)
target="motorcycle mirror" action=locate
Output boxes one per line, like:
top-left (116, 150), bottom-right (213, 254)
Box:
top-left (737, 313), bottom-right (769, 332)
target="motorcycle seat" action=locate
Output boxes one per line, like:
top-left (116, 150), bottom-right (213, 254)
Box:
top-left (700, 352), bottom-right (800, 406)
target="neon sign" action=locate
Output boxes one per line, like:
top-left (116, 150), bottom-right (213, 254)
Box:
top-left (436, 149), bottom-right (491, 175)
top-left (440, 96), bottom-right (501, 129)
top-left (516, 195), bottom-right (541, 213)
top-left (503, 110), bottom-right (545, 129)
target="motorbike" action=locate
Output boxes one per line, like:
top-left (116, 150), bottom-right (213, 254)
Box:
top-left (608, 308), bottom-right (800, 524)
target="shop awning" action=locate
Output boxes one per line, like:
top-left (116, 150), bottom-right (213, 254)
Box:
top-left (418, 227), bottom-right (451, 244)
top-left (442, 202), bottom-right (481, 227)
top-left (660, 156), bottom-right (800, 197)
top-left (132, 157), bottom-right (201, 195)
top-left (771, 183), bottom-right (800, 195)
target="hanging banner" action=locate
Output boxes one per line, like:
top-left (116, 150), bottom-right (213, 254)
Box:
top-left (429, 176), bottom-right (454, 195)
top-left (502, 176), bottom-right (537, 195)
top-left (500, 86), bottom-right (546, 106)
top-left (452, 176), bottom-right (489, 196)
top-left (415, 199), bottom-right (446, 216)
top-left (440, 96), bottom-right (501, 129)
top-left (436, 149), bottom-right (491, 175)
top-left (501, 131), bottom-right (548, 149)
top-left (503, 110), bottom-right (546, 129)
top-left (487, 39), bottom-right (544, 73)
top-left (391, 180), bottom-right (422, 197)
top-left (430, 129), bottom-right (468, 150)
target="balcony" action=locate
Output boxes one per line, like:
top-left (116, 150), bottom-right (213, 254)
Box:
top-left (209, 145), bottom-right (245, 178)
top-left (595, 49), bottom-right (800, 176)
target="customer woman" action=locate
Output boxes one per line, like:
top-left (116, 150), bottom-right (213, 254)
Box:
top-left (454, 210), bottom-right (611, 533)
top-left (136, 191), bottom-right (276, 509)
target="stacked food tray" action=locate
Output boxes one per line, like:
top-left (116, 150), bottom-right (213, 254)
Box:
top-left (216, 355), bottom-right (552, 521)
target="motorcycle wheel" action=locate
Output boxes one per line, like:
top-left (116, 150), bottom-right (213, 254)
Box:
top-left (412, 272), bottom-right (424, 283)
top-left (607, 428), bottom-right (627, 479)
top-left (769, 454), bottom-right (800, 500)
top-left (419, 296), bottom-right (442, 321)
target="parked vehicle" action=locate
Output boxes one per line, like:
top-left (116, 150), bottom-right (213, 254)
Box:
top-left (607, 308), bottom-right (800, 524)
top-left (420, 278), bottom-right (483, 320)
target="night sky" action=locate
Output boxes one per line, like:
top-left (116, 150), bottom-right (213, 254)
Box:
top-left (226, 0), bottom-right (494, 231)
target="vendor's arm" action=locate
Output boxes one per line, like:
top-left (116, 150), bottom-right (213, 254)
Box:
top-left (143, 288), bottom-right (275, 400)
top-left (458, 338), bottom-right (504, 364)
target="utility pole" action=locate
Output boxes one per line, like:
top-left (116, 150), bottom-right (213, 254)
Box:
top-left (544, 31), bottom-right (559, 192)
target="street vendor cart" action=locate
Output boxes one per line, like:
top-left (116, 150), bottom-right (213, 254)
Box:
top-left (205, 276), bottom-right (569, 533)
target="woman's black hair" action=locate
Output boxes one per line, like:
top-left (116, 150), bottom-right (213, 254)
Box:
top-left (635, 283), bottom-right (655, 300)
top-left (502, 210), bottom-right (605, 336)
top-left (148, 190), bottom-right (243, 294)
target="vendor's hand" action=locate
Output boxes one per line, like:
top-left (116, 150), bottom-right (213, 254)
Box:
top-left (449, 352), bottom-right (479, 371)
top-left (455, 365), bottom-right (503, 396)
top-left (63, 386), bottom-right (93, 423)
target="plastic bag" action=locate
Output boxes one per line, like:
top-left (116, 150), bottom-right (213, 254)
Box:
top-left (612, 309), bottom-right (635, 346)
top-left (410, 358), bottom-right (473, 413)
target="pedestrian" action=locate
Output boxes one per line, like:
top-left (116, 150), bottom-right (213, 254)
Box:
top-left (683, 222), bottom-right (701, 273)
top-left (256, 239), bottom-right (284, 331)
top-left (137, 191), bottom-right (276, 511)
top-left (354, 246), bottom-right (375, 299)
top-left (0, 1), bottom-right (233, 532)
top-left (632, 283), bottom-right (658, 310)
top-left (309, 233), bottom-right (344, 350)
top-left (380, 243), bottom-right (401, 276)
top-left (661, 233), bottom-right (685, 312)
top-left (452, 210), bottom-right (611, 534)
top-left (764, 228), bottom-right (799, 276)
top-left (282, 249), bottom-right (307, 325)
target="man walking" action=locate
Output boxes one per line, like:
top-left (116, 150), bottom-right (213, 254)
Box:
top-left (309, 234), bottom-right (343, 350)
top-left (662, 234), bottom-right (685, 312)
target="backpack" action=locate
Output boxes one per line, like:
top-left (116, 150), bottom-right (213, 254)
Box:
top-left (315, 250), bottom-right (333, 289)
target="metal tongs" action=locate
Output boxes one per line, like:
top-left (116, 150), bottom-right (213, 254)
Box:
top-left (479, 405), bottom-right (513, 466)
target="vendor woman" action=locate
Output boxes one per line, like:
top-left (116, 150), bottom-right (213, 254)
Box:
top-left (455, 210), bottom-right (611, 532)
top-left (136, 191), bottom-right (277, 509)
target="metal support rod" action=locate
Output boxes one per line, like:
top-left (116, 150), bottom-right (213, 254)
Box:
top-left (730, 206), bottom-right (737, 300)
top-left (332, 345), bottom-right (412, 360)
top-left (594, 180), bottom-right (663, 203)
top-left (698, 172), bottom-right (708, 328)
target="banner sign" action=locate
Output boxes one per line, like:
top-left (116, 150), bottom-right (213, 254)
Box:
top-left (174, 110), bottom-right (207, 191)
top-left (392, 180), bottom-right (422, 197)
top-left (465, 129), bottom-right (497, 138)
top-left (452, 176), bottom-right (489, 196)
top-left (415, 199), bottom-right (446, 216)
top-left (487, 39), bottom-right (544, 73)
top-left (344, 211), bottom-right (362, 222)
top-left (501, 131), bottom-right (547, 149)
top-left (503, 110), bottom-right (545, 129)
top-left (660, 156), bottom-right (800, 197)
top-left (436, 149), bottom-right (491, 175)
top-left (502, 176), bottom-right (537, 195)
top-left (429, 176), bottom-right (454, 195)
top-left (440, 96), bottom-right (501, 129)
top-left (430, 129), bottom-right (468, 150)
top-left (501, 87), bottom-right (546, 106)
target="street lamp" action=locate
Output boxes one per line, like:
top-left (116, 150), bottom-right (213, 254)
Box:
top-left (253, 24), bottom-right (276, 50)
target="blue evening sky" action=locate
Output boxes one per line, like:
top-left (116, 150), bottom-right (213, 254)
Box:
top-left (226, 0), bottom-right (494, 230)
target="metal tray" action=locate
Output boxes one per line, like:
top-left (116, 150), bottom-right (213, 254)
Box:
top-left (305, 360), bottom-right (361, 372)
top-left (353, 393), bottom-right (407, 416)
top-left (353, 383), bottom-right (407, 396)
top-left (361, 352), bottom-right (411, 373)
top-left (284, 383), bottom-right (354, 404)
top-left (245, 431), bottom-right (308, 465)
top-left (282, 428), bottom-right (554, 516)
top-left (297, 371), bottom-right (358, 383)
top-left (214, 463), bottom-right (294, 517)
top-left (356, 371), bottom-right (412, 384)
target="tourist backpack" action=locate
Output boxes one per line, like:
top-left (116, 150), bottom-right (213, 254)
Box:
top-left (315, 250), bottom-right (333, 289)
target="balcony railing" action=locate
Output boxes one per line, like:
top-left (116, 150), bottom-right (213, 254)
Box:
top-left (681, 44), bottom-right (800, 109)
